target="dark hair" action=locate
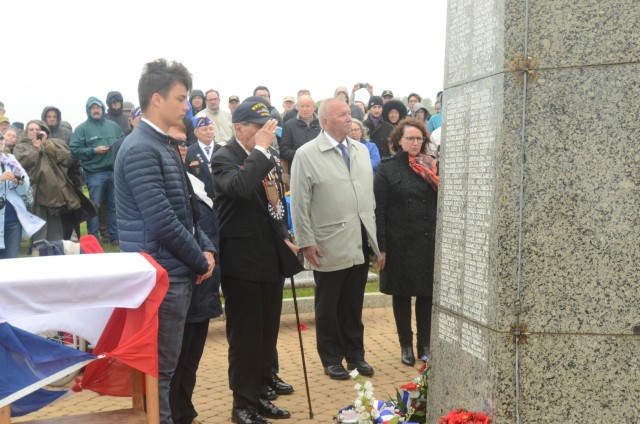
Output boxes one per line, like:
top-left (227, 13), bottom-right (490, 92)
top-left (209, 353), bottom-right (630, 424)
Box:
top-left (253, 86), bottom-right (270, 96)
top-left (138, 59), bottom-right (192, 112)
top-left (382, 100), bottom-right (408, 125)
top-left (388, 118), bottom-right (430, 154)
top-left (408, 92), bottom-right (422, 103)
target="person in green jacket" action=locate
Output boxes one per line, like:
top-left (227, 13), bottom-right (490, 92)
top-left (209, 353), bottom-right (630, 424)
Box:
top-left (70, 97), bottom-right (124, 244)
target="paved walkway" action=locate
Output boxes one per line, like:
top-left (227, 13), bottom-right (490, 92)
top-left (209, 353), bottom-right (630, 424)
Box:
top-left (13, 300), bottom-right (423, 423)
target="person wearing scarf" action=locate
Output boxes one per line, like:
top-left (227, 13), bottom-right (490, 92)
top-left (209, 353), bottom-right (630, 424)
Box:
top-left (0, 133), bottom-right (45, 258)
top-left (374, 118), bottom-right (439, 366)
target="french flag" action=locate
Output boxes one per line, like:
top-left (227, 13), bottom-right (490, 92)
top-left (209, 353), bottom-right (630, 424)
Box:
top-left (0, 242), bottom-right (168, 418)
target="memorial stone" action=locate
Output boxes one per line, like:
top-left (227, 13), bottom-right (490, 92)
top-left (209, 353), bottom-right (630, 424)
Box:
top-left (429, 1), bottom-right (640, 422)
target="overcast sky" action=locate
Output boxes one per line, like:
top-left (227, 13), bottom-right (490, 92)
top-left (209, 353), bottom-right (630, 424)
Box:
top-left (2, 1), bottom-right (447, 128)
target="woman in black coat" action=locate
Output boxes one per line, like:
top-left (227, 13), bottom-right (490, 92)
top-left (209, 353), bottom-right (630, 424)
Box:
top-left (374, 118), bottom-right (438, 366)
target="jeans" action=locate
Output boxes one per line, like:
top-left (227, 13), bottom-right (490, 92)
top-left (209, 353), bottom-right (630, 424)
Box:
top-left (158, 282), bottom-right (192, 424)
top-left (0, 220), bottom-right (22, 259)
top-left (85, 171), bottom-right (117, 240)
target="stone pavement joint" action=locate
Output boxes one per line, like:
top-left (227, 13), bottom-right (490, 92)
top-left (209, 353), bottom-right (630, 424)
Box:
top-left (14, 304), bottom-right (422, 423)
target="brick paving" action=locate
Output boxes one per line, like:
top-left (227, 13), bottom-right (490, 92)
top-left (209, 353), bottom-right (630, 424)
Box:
top-left (13, 300), bottom-right (423, 423)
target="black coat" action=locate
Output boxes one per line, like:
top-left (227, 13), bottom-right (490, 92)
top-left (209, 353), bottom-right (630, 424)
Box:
top-left (278, 115), bottom-right (321, 164)
top-left (186, 198), bottom-right (223, 322)
top-left (212, 138), bottom-right (290, 283)
top-left (374, 151), bottom-right (437, 296)
top-left (363, 117), bottom-right (394, 158)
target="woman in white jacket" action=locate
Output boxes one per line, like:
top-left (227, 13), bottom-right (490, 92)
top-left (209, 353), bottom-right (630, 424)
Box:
top-left (0, 134), bottom-right (45, 258)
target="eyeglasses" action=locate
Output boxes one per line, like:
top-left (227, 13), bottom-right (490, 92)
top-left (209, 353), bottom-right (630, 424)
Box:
top-left (402, 136), bottom-right (425, 144)
top-left (350, 128), bottom-right (362, 132)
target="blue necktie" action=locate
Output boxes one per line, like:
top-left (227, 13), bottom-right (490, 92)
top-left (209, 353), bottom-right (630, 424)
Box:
top-left (204, 145), bottom-right (211, 156)
top-left (337, 143), bottom-right (350, 171)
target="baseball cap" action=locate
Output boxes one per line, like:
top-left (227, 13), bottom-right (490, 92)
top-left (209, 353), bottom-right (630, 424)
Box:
top-left (228, 95), bottom-right (240, 103)
top-left (0, 116), bottom-right (10, 124)
top-left (194, 116), bottom-right (213, 128)
top-left (368, 96), bottom-right (384, 109)
top-left (130, 107), bottom-right (142, 119)
top-left (381, 90), bottom-right (394, 98)
top-left (283, 96), bottom-right (295, 103)
top-left (232, 102), bottom-right (272, 124)
top-left (123, 101), bottom-right (135, 111)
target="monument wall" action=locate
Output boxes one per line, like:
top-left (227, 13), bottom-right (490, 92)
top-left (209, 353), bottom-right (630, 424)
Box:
top-left (429, 0), bottom-right (640, 422)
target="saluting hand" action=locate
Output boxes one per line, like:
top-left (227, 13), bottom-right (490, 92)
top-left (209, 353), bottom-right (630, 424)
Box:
top-left (254, 119), bottom-right (278, 149)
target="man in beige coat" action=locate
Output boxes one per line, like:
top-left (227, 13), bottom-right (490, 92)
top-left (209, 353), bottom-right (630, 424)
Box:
top-left (290, 98), bottom-right (381, 380)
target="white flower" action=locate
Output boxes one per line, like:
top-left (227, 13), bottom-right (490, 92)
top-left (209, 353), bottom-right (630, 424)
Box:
top-left (371, 408), bottom-right (380, 419)
top-left (365, 390), bottom-right (374, 399)
top-left (361, 411), bottom-right (370, 420)
top-left (354, 399), bottom-right (362, 408)
top-left (349, 369), bottom-right (360, 379)
top-left (359, 404), bottom-right (367, 413)
top-left (354, 383), bottom-right (362, 391)
top-left (363, 381), bottom-right (373, 390)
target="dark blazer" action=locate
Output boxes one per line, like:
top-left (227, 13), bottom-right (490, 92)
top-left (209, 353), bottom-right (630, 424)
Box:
top-left (374, 151), bottom-right (438, 296)
top-left (212, 138), bottom-right (290, 283)
top-left (186, 142), bottom-right (215, 200)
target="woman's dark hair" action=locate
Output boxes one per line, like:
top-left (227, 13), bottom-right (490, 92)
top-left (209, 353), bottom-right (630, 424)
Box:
top-left (388, 118), bottom-right (430, 154)
top-left (382, 100), bottom-right (408, 125)
top-left (138, 59), bottom-right (192, 112)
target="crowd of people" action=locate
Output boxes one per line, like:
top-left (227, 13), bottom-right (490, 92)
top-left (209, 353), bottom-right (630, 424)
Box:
top-left (0, 61), bottom-right (444, 424)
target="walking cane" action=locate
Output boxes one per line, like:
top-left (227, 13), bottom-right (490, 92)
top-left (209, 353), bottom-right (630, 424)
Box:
top-left (290, 273), bottom-right (314, 419)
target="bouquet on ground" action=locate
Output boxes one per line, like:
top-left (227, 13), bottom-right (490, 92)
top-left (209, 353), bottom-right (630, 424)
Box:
top-left (393, 360), bottom-right (429, 423)
top-left (335, 368), bottom-right (424, 424)
top-left (438, 408), bottom-right (491, 424)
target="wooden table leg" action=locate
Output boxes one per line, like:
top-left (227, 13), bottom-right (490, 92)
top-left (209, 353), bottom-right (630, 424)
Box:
top-left (0, 405), bottom-right (11, 424)
top-left (131, 369), bottom-right (145, 411)
top-left (145, 375), bottom-right (159, 424)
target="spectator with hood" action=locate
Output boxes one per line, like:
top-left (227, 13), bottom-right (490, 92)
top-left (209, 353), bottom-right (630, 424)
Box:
top-left (382, 99), bottom-right (408, 127)
top-left (335, 85), bottom-right (364, 121)
top-left (190, 89), bottom-right (206, 116)
top-left (105, 91), bottom-right (130, 133)
top-left (410, 102), bottom-right (431, 125)
top-left (70, 97), bottom-right (124, 245)
top-left (41, 106), bottom-right (84, 240)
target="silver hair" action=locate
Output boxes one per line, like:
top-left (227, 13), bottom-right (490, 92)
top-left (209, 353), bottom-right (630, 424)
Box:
top-left (318, 98), bottom-right (343, 129)
top-left (350, 119), bottom-right (369, 141)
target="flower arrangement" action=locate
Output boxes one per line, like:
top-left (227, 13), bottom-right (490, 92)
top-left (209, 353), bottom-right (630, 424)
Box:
top-left (438, 408), bottom-right (491, 424)
top-left (334, 360), bottom-right (490, 424)
top-left (393, 361), bottom-right (429, 423)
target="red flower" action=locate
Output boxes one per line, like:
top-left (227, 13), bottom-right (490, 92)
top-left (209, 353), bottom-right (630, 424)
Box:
top-left (298, 323), bottom-right (307, 331)
top-left (400, 382), bottom-right (418, 391)
top-left (439, 408), bottom-right (491, 424)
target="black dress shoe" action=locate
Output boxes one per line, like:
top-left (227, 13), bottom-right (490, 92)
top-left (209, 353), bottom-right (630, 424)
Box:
top-left (323, 364), bottom-right (350, 380)
top-left (417, 346), bottom-right (431, 361)
top-left (258, 398), bottom-right (291, 419)
top-left (269, 373), bottom-right (294, 395)
top-left (231, 405), bottom-right (271, 424)
top-left (401, 346), bottom-right (416, 366)
top-left (261, 384), bottom-right (278, 400)
top-left (346, 360), bottom-right (374, 376)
